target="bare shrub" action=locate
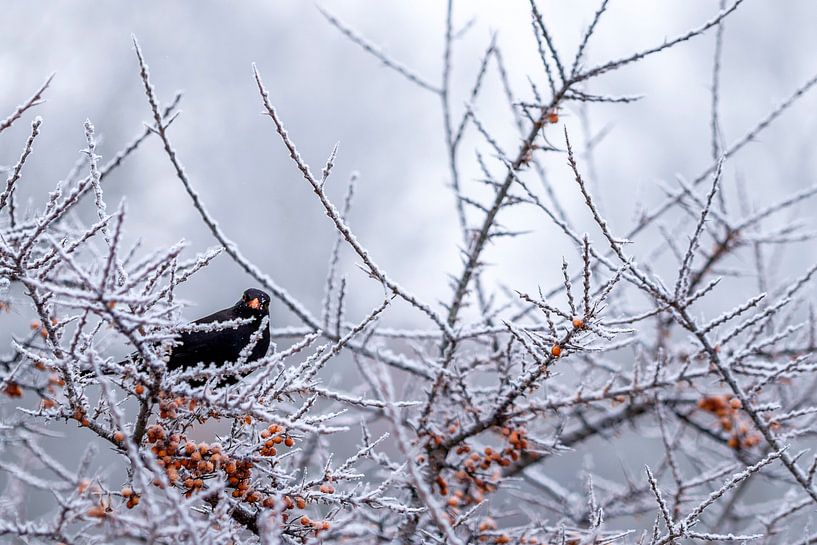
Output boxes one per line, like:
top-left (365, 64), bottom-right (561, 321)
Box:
top-left (2, 2), bottom-right (817, 544)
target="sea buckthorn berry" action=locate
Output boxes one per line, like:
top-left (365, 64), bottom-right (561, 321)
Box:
top-left (87, 504), bottom-right (107, 518)
top-left (4, 382), bottom-right (23, 398)
top-left (551, 345), bottom-right (562, 357)
top-left (572, 317), bottom-right (585, 329)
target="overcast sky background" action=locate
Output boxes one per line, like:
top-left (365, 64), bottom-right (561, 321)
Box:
top-left (3, 0), bottom-right (817, 535)
top-left (2, 1), bottom-right (816, 331)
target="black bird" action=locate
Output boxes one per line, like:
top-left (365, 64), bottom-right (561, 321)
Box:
top-left (84, 288), bottom-right (271, 385)
top-left (166, 288), bottom-right (271, 381)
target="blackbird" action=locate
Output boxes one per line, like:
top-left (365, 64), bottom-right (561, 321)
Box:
top-left (165, 288), bottom-right (271, 381)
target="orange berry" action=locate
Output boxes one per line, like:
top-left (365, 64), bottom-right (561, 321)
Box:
top-left (87, 504), bottom-right (107, 518)
top-left (296, 496), bottom-right (306, 509)
top-left (550, 345), bottom-right (562, 357)
top-left (134, 384), bottom-right (145, 396)
top-left (729, 398), bottom-right (742, 410)
top-left (114, 431), bottom-right (125, 442)
top-left (301, 516), bottom-right (311, 526)
top-left (572, 317), bottom-right (585, 329)
top-left (5, 382), bottom-right (23, 398)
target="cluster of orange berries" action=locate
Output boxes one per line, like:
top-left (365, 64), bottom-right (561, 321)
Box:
top-left (697, 394), bottom-right (761, 449)
top-left (142, 421), bottom-right (332, 535)
top-left (120, 486), bottom-right (140, 509)
top-left (278, 495), bottom-right (332, 533)
top-left (159, 398), bottom-right (182, 419)
top-left (155, 395), bottom-right (221, 425)
top-left (259, 423), bottom-right (294, 456)
top-left (279, 495), bottom-right (331, 533)
top-left (438, 425), bottom-right (528, 509)
top-left (30, 319), bottom-right (57, 340)
top-left (72, 408), bottom-right (91, 427)
top-left (144, 425), bottom-right (259, 501)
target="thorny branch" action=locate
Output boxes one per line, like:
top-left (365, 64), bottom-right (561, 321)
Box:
top-left (2, 2), bottom-right (817, 544)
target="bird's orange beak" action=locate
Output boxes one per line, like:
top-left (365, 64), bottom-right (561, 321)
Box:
top-left (248, 298), bottom-right (260, 310)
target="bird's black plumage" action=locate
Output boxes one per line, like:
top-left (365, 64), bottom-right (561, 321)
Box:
top-left (165, 288), bottom-right (271, 383)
